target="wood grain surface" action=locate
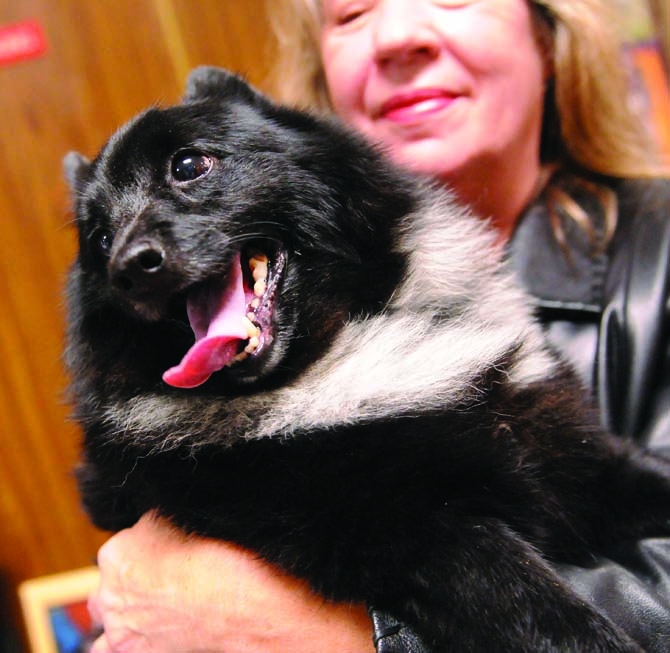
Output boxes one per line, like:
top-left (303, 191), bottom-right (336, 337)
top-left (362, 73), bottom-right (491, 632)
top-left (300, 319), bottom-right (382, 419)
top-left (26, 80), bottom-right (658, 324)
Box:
top-left (0, 2), bottom-right (272, 647)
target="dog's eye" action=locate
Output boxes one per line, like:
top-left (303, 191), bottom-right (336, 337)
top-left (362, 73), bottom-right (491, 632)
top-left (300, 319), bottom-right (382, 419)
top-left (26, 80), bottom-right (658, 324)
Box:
top-left (93, 229), bottom-right (114, 256)
top-left (171, 151), bottom-right (214, 183)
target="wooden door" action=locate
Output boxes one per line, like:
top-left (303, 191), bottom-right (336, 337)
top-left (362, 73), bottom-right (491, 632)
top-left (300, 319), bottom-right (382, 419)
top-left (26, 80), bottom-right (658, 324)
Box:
top-left (0, 1), bottom-right (272, 647)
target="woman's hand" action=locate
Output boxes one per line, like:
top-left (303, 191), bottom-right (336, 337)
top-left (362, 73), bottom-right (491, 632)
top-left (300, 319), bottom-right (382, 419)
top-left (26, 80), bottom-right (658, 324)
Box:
top-left (88, 512), bottom-right (375, 653)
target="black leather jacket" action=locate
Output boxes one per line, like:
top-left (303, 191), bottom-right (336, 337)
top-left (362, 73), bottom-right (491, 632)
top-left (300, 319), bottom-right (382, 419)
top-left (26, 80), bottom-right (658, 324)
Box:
top-left (372, 177), bottom-right (670, 652)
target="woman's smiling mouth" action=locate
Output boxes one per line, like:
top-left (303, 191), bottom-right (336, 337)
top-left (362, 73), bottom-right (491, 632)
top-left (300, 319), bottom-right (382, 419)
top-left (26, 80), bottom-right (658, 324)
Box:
top-left (378, 89), bottom-right (458, 124)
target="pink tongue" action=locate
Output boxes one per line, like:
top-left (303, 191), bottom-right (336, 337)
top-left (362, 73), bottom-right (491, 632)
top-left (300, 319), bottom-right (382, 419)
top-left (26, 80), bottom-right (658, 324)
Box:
top-left (163, 254), bottom-right (248, 388)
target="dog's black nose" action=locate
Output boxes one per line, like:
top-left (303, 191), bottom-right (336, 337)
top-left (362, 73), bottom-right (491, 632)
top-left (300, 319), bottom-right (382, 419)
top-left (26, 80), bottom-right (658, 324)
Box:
top-left (111, 240), bottom-right (166, 294)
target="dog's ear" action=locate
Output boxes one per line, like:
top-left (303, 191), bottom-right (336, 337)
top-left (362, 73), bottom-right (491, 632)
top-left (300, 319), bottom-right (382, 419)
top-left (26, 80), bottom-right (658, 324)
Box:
top-left (63, 151), bottom-right (91, 190)
top-left (184, 66), bottom-right (265, 106)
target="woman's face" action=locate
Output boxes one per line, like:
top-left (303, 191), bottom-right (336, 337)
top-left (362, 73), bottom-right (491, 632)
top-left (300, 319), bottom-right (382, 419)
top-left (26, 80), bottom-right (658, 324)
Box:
top-left (320, 0), bottom-right (549, 186)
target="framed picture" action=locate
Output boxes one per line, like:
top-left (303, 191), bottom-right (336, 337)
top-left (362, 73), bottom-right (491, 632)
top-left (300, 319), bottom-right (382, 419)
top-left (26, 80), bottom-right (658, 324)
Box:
top-left (19, 566), bottom-right (100, 653)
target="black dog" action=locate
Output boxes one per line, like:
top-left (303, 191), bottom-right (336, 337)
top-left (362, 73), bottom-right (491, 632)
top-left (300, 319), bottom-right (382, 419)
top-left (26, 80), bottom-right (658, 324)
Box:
top-left (64, 67), bottom-right (670, 651)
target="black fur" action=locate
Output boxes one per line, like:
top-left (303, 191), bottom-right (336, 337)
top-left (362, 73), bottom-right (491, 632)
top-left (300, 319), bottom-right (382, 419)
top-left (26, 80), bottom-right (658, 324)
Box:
top-left (65, 67), bottom-right (670, 651)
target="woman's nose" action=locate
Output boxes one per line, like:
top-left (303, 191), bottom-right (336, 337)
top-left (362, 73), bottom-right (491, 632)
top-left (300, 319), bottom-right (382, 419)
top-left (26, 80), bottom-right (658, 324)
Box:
top-left (372, 0), bottom-right (440, 67)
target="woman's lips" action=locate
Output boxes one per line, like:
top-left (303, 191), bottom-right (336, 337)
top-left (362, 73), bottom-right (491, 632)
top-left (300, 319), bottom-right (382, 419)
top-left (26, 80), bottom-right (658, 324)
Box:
top-left (378, 90), bottom-right (456, 124)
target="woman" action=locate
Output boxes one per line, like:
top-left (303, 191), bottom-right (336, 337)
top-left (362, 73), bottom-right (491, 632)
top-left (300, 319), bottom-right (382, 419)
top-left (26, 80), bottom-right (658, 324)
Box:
top-left (89, 1), bottom-right (670, 651)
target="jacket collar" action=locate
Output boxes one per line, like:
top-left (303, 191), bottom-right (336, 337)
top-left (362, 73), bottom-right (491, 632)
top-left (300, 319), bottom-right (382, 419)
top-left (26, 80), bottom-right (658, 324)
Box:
top-left (505, 185), bottom-right (610, 314)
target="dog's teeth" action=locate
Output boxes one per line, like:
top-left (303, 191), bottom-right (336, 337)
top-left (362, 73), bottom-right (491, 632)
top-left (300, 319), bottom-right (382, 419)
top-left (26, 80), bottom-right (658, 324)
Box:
top-left (249, 254), bottom-right (268, 288)
top-left (251, 298), bottom-right (260, 309)
top-left (254, 279), bottom-right (266, 297)
top-left (249, 253), bottom-right (268, 297)
top-left (249, 252), bottom-right (268, 265)
top-left (227, 350), bottom-right (249, 367)
top-left (242, 316), bottom-right (259, 338)
top-left (252, 266), bottom-right (267, 283)
top-left (244, 336), bottom-right (260, 354)
top-left (250, 257), bottom-right (268, 283)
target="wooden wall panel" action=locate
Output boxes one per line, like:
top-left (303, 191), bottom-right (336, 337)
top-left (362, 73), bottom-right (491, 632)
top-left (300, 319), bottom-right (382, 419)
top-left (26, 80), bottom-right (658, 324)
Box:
top-left (0, 1), bottom-right (273, 647)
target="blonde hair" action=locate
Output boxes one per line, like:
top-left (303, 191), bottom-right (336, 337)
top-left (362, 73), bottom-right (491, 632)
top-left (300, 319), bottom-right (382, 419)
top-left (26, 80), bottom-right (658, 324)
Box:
top-left (267, 0), bottom-right (664, 181)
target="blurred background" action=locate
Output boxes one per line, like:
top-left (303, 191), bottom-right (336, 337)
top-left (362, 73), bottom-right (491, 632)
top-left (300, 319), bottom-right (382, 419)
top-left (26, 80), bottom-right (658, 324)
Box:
top-left (0, 2), bottom-right (272, 650)
top-left (0, 1), bottom-right (668, 651)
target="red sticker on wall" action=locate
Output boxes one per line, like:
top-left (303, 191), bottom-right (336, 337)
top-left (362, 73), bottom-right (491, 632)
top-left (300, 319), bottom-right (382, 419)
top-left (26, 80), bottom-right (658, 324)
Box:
top-left (0, 19), bottom-right (47, 67)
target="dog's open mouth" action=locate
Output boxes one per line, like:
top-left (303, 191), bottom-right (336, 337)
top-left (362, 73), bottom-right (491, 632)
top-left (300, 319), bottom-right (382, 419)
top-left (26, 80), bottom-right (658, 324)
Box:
top-left (163, 247), bottom-right (283, 388)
